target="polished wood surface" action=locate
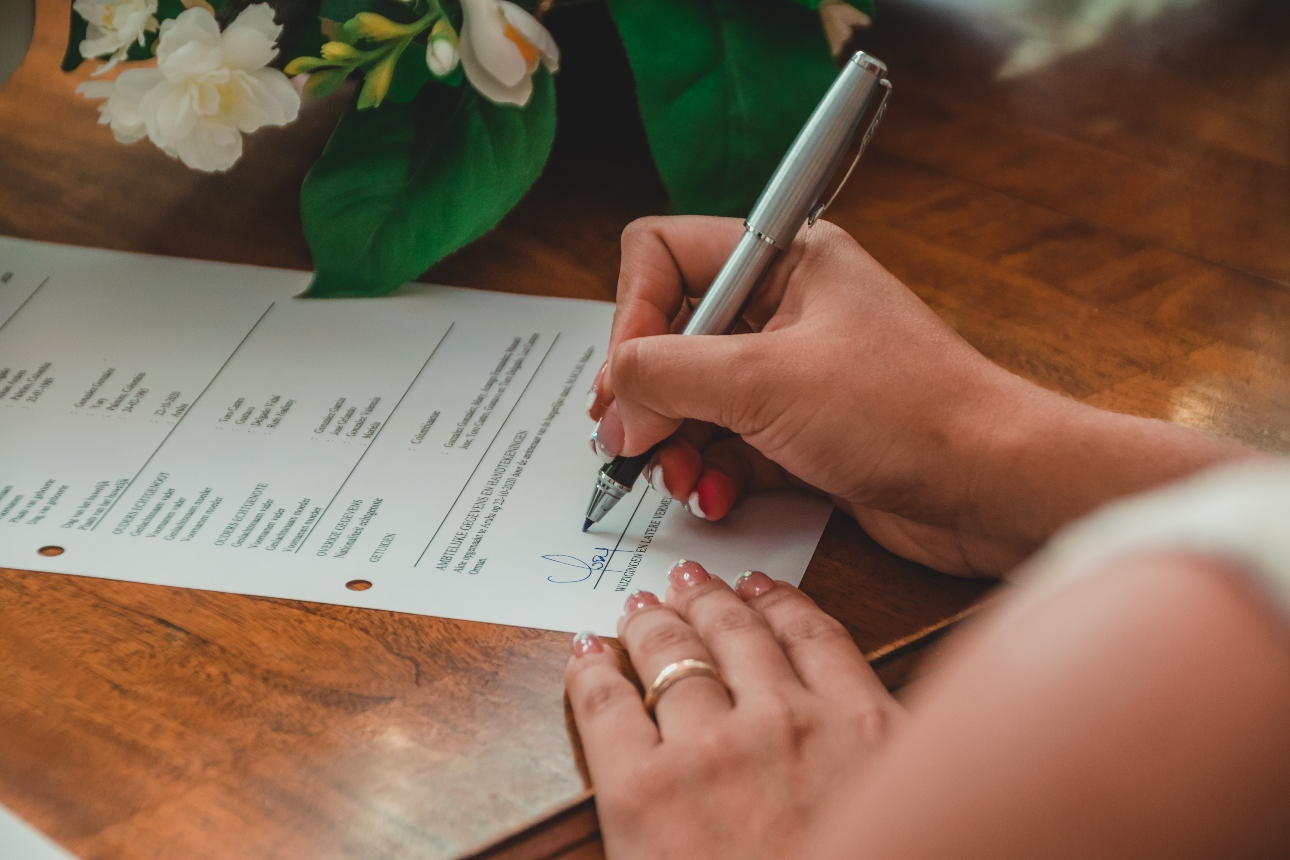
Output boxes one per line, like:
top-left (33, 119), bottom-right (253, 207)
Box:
top-left (1, 0), bottom-right (1287, 857)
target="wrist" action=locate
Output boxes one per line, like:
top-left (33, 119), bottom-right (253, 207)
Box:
top-left (962, 378), bottom-right (1255, 570)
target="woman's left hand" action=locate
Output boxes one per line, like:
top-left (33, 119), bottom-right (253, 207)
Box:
top-left (564, 559), bottom-right (905, 860)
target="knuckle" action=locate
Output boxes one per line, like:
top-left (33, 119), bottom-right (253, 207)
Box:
top-left (631, 617), bottom-right (695, 661)
top-left (575, 677), bottom-right (628, 722)
top-left (609, 338), bottom-right (647, 393)
top-left (779, 613), bottom-right (849, 653)
top-left (850, 704), bottom-right (898, 745)
top-left (756, 693), bottom-right (814, 751)
top-left (701, 603), bottom-right (764, 640)
top-left (752, 584), bottom-right (807, 614)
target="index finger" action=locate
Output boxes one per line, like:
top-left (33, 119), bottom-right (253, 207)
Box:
top-left (609, 215), bottom-right (747, 360)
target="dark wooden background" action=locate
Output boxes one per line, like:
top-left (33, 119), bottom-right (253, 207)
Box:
top-left (1, 0), bottom-right (1286, 857)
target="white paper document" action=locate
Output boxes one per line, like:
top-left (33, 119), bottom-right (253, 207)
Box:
top-left (0, 238), bottom-right (831, 634)
top-left (0, 803), bottom-right (77, 860)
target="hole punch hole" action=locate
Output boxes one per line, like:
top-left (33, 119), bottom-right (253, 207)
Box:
top-left (38, 546), bottom-right (65, 557)
top-left (346, 579), bottom-right (372, 591)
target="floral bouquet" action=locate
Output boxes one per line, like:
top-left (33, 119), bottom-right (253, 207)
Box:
top-left (65, 0), bottom-right (873, 296)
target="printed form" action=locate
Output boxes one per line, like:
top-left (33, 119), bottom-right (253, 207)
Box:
top-left (0, 238), bottom-right (831, 634)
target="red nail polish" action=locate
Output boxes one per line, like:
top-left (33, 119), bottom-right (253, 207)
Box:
top-left (571, 630), bottom-right (604, 657)
top-left (668, 559), bottom-right (710, 589)
top-left (735, 570), bottom-right (774, 600)
top-left (694, 469), bottom-right (737, 521)
top-left (623, 590), bottom-right (660, 614)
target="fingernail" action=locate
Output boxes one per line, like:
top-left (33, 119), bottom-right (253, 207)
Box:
top-left (646, 462), bottom-right (669, 498)
top-left (571, 630), bottom-right (604, 657)
top-left (623, 589), bottom-right (660, 614)
top-left (592, 403), bottom-right (624, 460)
top-left (687, 490), bottom-right (706, 519)
top-left (585, 385), bottom-right (598, 414)
top-left (694, 469), bottom-right (736, 521)
top-left (590, 426), bottom-right (614, 462)
top-left (735, 570), bottom-right (775, 600)
top-left (668, 559), bottom-right (710, 589)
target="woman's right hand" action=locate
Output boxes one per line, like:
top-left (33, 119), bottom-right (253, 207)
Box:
top-left (586, 216), bottom-right (1246, 576)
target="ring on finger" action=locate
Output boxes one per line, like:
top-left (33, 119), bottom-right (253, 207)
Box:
top-left (643, 659), bottom-right (729, 716)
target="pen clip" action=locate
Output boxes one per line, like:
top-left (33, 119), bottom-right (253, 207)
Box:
top-left (807, 77), bottom-right (893, 226)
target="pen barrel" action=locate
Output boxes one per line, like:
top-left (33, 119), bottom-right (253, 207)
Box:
top-left (745, 52), bottom-right (887, 248)
top-left (682, 231), bottom-right (780, 336)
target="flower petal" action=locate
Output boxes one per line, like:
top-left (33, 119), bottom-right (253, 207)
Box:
top-left (220, 24), bottom-right (278, 71)
top-left (95, 67), bottom-right (161, 143)
top-left (228, 3), bottom-right (282, 43)
top-left (460, 34), bottom-right (532, 105)
top-left (140, 79), bottom-right (199, 146)
top-left (155, 7), bottom-right (221, 68)
top-left (172, 115), bottom-right (243, 172)
top-left (499, 1), bottom-right (559, 72)
top-left (224, 68), bottom-right (300, 131)
top-left (461, 0), bottom-right (527, 87)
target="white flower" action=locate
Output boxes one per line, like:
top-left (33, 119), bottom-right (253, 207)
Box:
top-left (427, 38), bottom-right (460, 77)
top-left (459, 0), bottom-right (558, 106)
top-left (74, 0), bottom-right (159, 73)
top-left (77, 4), bottom-right (300, 173)
top-left (426, 19), bottom-right (460, 78)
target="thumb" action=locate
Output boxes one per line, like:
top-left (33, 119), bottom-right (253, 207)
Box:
top-left (609, 332), bottom-right (778, 457)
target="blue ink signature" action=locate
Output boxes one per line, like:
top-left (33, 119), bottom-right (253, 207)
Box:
top-left (542, 548), bottom-right (625, 584)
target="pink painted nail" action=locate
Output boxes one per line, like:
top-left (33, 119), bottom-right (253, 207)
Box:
top-left (668, 559), bottom-right (710, 590)
top-left (572, 630), bottom-right (604, 657)
top-left (623, 589), bottom-right (660, 614)
top-left (735, 570), bottom-right (775, 600)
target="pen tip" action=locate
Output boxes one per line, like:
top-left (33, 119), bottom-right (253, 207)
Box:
top-left (582, 518), bottom-right (593, 533)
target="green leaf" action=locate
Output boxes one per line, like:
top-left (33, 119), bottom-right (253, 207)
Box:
top-left (300, 71), bottom-right (557, 296)
top-left (61, 10), bottom-right (88, 72)
top-left (607, 0), bottom-right (839, 215)
top-left (321, 0), bottom-right (420, 26)
top-left (386, 40), bottom-right (434, 103)
top-left (155, 0), bottom-right (187, 23)
top-left (125, 40), bottom-right (154, 62)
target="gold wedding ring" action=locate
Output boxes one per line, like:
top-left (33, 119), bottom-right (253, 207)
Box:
top-left (643, 659), bottom-right (728, 715)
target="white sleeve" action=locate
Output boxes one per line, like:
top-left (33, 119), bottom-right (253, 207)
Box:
top-left (1008, 460), bottom-right (1290, 622)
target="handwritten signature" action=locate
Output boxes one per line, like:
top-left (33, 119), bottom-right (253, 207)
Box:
top-left (542, 548), bottom-right (624, 584)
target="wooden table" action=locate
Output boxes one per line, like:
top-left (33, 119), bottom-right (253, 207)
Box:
top-left (2, 0), bottom-right (1287, 857)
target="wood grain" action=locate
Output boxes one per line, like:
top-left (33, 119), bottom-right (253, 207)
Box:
top-left (0, 0), bottom-right (1286, 857)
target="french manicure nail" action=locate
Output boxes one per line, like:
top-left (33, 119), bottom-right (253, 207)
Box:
top-left (735, 570), bottom-right (774, 600)
top-left (668, 559), bottom-right (710, 589)
top-left (594, 403), bottom-right (625, 460)
top-left (571, 630), bottom-right (604, 657)
top-left (590, 425), bottom-right (613, 463)
top-left (585, 385), bottom-right (598, 414)
top-left (623, 589), bottom-right (660, 614)
top-left (687, 490), bottom-right (707, 519)
top-left (647, 463), bottom-right (669, 498)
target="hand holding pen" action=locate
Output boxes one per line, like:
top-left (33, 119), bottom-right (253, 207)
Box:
top-left (582, 51), bottom-right (892, 531)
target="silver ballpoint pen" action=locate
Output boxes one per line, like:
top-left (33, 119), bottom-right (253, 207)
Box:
top-left (583, 51), bottom-right (892, 531)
